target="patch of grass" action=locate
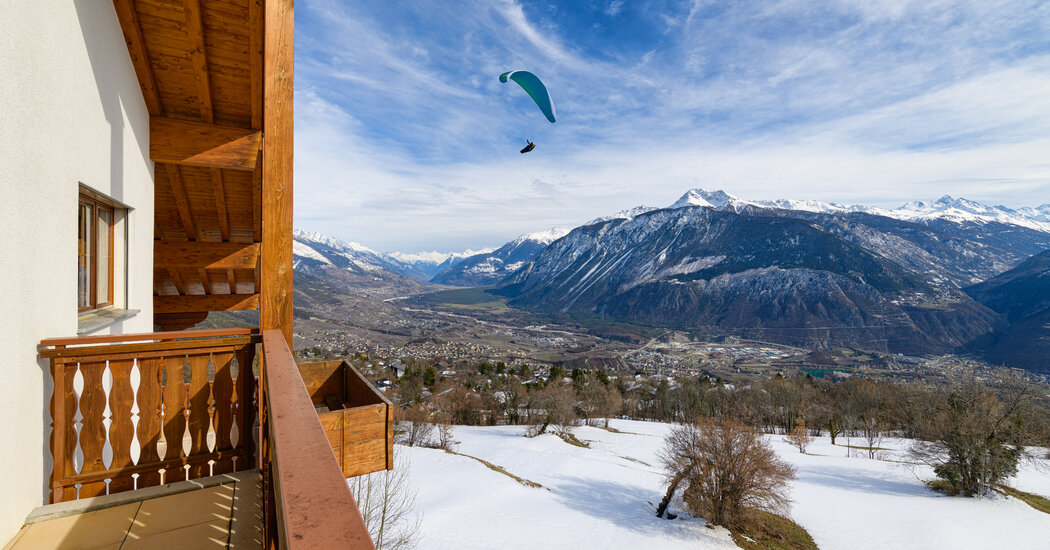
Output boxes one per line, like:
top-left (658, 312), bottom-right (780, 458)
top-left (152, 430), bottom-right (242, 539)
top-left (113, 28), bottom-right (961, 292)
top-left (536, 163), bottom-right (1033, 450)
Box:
top-left (595, 425), bottom-right (647, 436)
top-left (925, 479), bottom-right (959, 496)
top-left (997, 485), bottom-right (1050, 515)
top-left (446, 301), bottom-right (509, 310)
top-left (728, 509), bottom-right (819, 550)
top-left (417, 288), bottom-right (507, 306)
top-left (558, 432), bottom-right (591, 448)
top-left (841, 444), bottom-right (890, 451)
top-left (618, 455), bottom-right (652, 467)
top-left (444, 450), bottom-right (543, 489)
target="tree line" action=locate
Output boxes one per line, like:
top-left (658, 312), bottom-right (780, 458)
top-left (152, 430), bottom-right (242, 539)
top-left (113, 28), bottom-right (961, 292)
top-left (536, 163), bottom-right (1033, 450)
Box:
top-left (379, 356), bottom-right (1050, 498)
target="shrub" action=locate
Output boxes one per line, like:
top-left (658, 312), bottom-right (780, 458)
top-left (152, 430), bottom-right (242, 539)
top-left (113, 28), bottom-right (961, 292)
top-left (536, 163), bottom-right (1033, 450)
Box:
top-left (909, 376), bottom-right (1036, 497)
top-left (784, 416), bottom-right (813, 454)
top-left (658, 417), bottom-right (796, 528)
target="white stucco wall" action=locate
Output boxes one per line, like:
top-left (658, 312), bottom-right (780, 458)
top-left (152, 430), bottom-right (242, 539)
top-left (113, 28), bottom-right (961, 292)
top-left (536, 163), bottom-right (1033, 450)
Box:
top-left (0, 2), bottom-right (154, 541)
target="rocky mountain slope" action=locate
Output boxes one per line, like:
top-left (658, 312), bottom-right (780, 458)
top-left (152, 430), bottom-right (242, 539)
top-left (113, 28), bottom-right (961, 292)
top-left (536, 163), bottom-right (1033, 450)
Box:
top-left (292, 230), bottom-right (423, 297)
top-left (964, 250), bottom-right (1050, 373)
top-left (432, 228), bottom-right (570, 286)
top-left (499, 202), bottom-right (1000, 354)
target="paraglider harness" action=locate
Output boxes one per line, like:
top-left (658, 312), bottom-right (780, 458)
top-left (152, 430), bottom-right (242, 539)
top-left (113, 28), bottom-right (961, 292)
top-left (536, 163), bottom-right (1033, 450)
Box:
top-left (520, 140), bottom-right (536, 154)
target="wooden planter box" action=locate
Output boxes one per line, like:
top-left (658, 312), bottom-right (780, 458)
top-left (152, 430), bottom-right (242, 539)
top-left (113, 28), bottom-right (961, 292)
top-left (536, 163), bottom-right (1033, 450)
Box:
top-left (298, 360), bottom-right (393, 478)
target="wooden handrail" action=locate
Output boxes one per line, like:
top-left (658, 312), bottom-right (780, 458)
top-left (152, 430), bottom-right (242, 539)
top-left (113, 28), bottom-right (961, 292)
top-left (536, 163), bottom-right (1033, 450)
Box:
top-left (260, 330), bottom-right (375, 549)
top-left (39, 327), bottom-right (256, 348)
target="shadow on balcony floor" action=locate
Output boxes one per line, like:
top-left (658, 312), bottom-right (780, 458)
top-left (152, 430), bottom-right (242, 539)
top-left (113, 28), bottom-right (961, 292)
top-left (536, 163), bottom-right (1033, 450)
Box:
top-left (3, 471), bottom-right (262, 550)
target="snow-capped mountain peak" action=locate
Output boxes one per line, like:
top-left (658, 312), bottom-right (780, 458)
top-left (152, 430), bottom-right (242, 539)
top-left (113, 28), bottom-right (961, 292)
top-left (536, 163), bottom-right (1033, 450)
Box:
top-left (670, 188), bottom-right (738, 209)
top-left (888, 195), bottom-right (1050, 231)
top-left (387, 248), bottom-right (495, 266)
top-left (292, 229), bottom-right (378, 256)
top-left (588, 205), bottom-right (659, 225)
top-left (514, 227), bottom-right (571, 246)
top-left (647, 190), bottom-right (1050, 233)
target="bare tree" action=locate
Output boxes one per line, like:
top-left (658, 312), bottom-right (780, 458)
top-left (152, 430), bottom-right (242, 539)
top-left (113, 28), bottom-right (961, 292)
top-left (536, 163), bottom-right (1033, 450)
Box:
top-left (784, 415), bottom-right (813, 454)
top-left (491, 373), bottom-right (525, 425)
top-left (578, 374), bottom-right (623, 428)
top-left (860, 414), bottom-right (884, 459)
top-left (348, 448), bottom-right (421, 550)
top-left (657, 418), bottom-right (796, 528)
top-left (526, 382), bottom-right (577, 437)
top-left (397, 403), bottom-right (434, 448)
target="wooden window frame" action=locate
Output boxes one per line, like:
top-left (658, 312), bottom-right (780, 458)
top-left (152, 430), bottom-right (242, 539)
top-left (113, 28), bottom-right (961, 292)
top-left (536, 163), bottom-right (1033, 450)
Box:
top-left (78, 193), bottom-right (115, 313)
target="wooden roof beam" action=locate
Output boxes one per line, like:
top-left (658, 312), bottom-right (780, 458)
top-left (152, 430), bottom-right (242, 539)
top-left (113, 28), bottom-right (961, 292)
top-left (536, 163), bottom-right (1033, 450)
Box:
top-left (163, 164), bottom-right (197, 240)
top-left (250, 0), bottom-right (264, 130)
top-left (151, 117), bottom-right (262, 171)
top-left (155, 242), bottom-right (261, 270)
top-left (155, 294), bottom-right (260, 314)
top-left (113, 0), bottom-right (163, 116)
top-left (167, 268), bottom-right (187, 295)
top-left (197, 269), bottom-right (213, 294)
top-left (211, 169), bottom-right (230, 241)
top-left (182, 0), bottom-right (214, 123)
top-left (154, 312), bottom-right (210, 332)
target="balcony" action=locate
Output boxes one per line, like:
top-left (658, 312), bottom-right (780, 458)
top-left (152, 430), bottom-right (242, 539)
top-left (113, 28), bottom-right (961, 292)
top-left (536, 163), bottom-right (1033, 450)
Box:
top-left (12, 328), bottom-right (385, 549)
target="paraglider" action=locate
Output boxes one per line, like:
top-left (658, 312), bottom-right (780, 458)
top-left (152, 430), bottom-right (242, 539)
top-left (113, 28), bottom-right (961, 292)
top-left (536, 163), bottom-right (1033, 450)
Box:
top-left (499, 70), bottom-right (556, 123)
top-left (501, 70), bottom-right (555, 154)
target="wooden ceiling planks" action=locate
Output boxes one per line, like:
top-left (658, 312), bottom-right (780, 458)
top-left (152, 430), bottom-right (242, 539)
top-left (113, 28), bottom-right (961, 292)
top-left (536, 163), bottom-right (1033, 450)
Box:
top-left (114, 0), bottom-right (263, 329)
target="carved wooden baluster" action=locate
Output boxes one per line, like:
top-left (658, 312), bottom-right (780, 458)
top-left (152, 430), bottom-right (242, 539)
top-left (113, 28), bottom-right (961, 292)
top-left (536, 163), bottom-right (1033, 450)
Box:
top-left (211, 352), bottom-right (236, 474)
top-left (161, 356), bottom-right (188, 470)
top-left (77, 360), bottom-right (109, 498)
top-left (106, 359), bottom-right (137, 495)
top-left (50, 359), bottom-right (79, 502)
top-left (186, 353), bottom-right (212, 479)
top-left (237, 345), bottom-right (258, 468)
top-left (135, 357), bottom-right (164, 488)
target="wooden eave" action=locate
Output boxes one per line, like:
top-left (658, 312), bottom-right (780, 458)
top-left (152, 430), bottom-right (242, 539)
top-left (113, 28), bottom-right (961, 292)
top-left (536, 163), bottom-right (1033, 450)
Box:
top-left (114, 0), bottom-right (274, 331)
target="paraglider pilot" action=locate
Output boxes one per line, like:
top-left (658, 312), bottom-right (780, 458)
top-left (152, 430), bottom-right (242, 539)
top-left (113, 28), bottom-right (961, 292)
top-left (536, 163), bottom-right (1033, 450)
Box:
top-left (520, 140), bottom-right (536, 154)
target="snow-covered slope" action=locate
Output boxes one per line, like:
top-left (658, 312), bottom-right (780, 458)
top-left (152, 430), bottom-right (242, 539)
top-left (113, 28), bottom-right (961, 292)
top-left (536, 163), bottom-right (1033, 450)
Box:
top-left (881, 195), bottom-right (1050, 232)
top-left (291, 230), bottom-right (424, 298)
top-left (400, 420), bottom-right (1050, 550)
top-left (587, 205), bottom-right (660, 225)
top-left (292, 229), bottom-right (391, 273)
top-left (431, 227), bottom-right (571, 287)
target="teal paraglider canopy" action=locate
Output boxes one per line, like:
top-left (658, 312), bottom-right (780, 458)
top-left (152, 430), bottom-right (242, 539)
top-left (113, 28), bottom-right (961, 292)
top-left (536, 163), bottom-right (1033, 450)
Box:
top-left (500, 70), bottom-right (556, 123)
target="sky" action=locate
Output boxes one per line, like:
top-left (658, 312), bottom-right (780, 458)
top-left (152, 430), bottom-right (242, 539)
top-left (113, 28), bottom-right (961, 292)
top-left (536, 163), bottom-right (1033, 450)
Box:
top-left (294, 0), bottom-right (1050, 253)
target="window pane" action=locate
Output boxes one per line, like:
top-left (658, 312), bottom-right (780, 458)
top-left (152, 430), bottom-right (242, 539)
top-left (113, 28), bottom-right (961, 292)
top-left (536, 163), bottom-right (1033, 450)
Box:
top-left (78, 201), bottom-right (93, 309)
top-left (97, 208), bottom-right (111, 304)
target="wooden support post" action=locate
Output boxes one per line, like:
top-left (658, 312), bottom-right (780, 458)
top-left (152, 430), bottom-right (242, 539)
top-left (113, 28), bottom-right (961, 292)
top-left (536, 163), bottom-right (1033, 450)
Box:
top-left (260, 0), bottom-right (294, 348)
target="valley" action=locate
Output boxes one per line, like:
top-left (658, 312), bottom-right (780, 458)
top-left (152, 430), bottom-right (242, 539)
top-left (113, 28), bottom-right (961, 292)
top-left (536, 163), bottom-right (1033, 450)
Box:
top-left (276, 189), bottom-right (1050, 384)
top-left (276, 281), bottom-right (1047, 390)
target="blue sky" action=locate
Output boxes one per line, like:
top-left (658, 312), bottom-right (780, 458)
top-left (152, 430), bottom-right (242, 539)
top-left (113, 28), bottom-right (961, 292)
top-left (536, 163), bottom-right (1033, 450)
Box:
top-left (294, 0), bottom-right (1050, 253)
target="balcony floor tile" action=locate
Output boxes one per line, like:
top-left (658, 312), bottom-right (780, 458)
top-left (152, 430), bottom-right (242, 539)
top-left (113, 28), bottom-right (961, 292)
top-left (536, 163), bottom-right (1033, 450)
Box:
top-left (4, 472), bottom-right (261, 550)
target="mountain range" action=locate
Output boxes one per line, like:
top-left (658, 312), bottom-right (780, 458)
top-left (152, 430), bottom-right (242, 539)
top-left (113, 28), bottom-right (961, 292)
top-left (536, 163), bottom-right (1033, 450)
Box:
top-left (292, 190), bottom-right (1050, 367)
top-left (431, 228), bottom-right (571, 286)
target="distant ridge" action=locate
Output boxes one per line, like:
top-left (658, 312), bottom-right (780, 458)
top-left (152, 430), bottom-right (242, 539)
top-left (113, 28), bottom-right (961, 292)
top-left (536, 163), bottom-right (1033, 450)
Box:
top-left (431, 227), bottom-right (571, 287)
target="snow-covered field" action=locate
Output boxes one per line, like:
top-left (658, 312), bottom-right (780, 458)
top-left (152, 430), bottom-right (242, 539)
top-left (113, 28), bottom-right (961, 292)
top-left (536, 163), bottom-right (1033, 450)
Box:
top-left (401, 420), bottom-right (1050, 550)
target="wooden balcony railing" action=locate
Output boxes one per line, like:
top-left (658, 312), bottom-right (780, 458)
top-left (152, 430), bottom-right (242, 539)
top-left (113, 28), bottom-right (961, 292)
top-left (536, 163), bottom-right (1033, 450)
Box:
top-left (40, 328), bottom-right (377, 549)
top-left (39, 329), bottom-right (258, 502)
top-left (259, 330), bottom-right (375, 549)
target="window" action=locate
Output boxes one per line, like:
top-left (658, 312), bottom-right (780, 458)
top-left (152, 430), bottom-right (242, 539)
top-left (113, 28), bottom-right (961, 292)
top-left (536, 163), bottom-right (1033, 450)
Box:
top-left (78, 193), bottom-right (115, 312)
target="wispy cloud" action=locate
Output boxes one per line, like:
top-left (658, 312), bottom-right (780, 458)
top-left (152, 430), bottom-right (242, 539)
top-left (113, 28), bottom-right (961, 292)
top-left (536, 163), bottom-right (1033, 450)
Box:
top-left (294, 0), bottom-right (1050, 252)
